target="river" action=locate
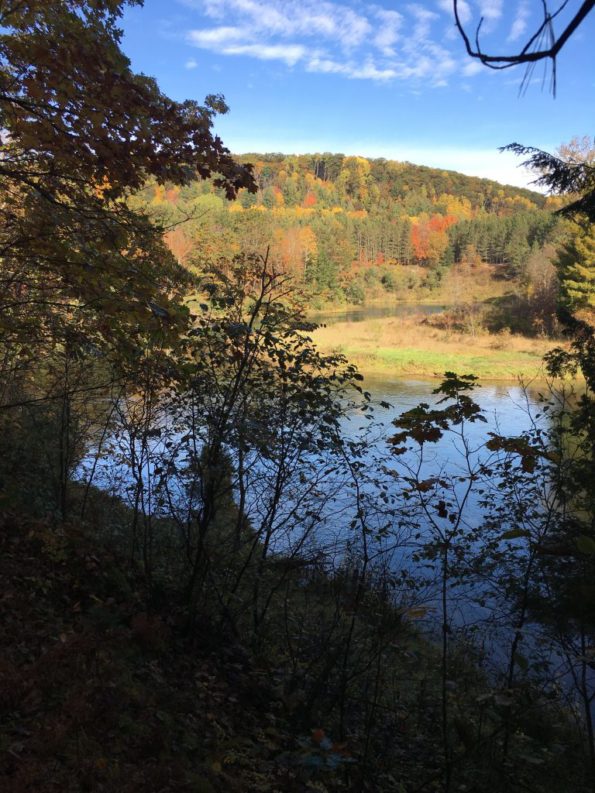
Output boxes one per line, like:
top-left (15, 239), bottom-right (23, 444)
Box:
top-left (311, 302), bottom-right (448, 325)
top-left (316, 302), bottom-right (543, 467)
top-left (316, 303), bottom-right (556, 664)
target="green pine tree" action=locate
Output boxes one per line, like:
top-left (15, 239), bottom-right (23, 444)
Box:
top-left (557, 222), bottom-right (595, 314)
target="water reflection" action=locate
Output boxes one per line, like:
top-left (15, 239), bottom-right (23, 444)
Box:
top-left (344, 374), bottom-right (541, 464)
top-left (337, 369), bottom-right (550, 666)
top-left (311, 302), bottom-right (448, 325)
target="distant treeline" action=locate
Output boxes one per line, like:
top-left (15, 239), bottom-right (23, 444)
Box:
top-left (136, 152), bottom-right (559, 303)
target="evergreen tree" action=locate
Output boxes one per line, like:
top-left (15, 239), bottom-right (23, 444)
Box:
top-left (557, 222), bottom-right (595, 314)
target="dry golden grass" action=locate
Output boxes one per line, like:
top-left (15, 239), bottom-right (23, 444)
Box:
top-left (312, 314), bottom-right (564, 381)
top-left (438, 263), bottom-right (512, 304)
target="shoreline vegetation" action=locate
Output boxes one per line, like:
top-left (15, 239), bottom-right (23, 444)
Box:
top-left (309, 266), bottom-right (566, 381)
top-left (311, 314), bottom-right (561, 381)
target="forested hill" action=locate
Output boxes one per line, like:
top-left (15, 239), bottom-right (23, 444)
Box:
top-left (140, 152), bottom-right (558, 306)
top-left (234, 152), bottom-right (546, 213)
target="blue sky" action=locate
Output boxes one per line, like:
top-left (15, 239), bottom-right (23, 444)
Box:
top-left (121, 1), bottom-right (595, 189)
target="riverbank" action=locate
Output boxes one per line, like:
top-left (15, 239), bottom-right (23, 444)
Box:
top-left (312, 314), bottom-right (563, 381)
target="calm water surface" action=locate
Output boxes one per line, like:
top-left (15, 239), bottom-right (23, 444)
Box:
top-left (319, 306), bottom-right (561, 661)
top-left (312, 301), bottom-right (447, 325)
top-left (318, 302), bottom-right (542, 452)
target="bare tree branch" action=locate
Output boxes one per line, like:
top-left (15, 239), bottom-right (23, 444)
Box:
top-left (454, 0), bottom-right (594, 94)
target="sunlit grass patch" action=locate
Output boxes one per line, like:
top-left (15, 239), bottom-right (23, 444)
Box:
top-left (312, 315), bottom-right (563, 381)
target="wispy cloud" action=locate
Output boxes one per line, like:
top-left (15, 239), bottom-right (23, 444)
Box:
top-left (183, 0), bottom-right (481, 86)
top-left (462, 60), bottom-right (484, 77)
top-left (437, 0), bottom-right (471, 25)
top-left (507, 1), bottom-right (530, 42)
top-left (477, 0), bottom-right (503, 23)
top-left (188, 26), bottom-right (247, 47)
top-left (374, 10), bottom-right (403, 57)
top-left (196, 0), bottom-right (371, 49)
top-left (222, 42), bottom-right (307, 66)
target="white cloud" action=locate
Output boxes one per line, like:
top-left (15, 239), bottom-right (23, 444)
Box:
top-left (477, 0), bottom-right (503, 22)
top-left (508, 1), bottom-right (530, 42)
top-left (185, 58), bottom-right (198, 69)
top-left (224, 43), bottom-right (307, 66)
top-left (437, 0), bottom-right (471, 24)
top-left (192, 0), bottom-right (371, 48)
top-left (188, 26), bottom-right (249, 46)
top-left (462, 60), bottom-right (484, 76)
top-left (349, 61), bottom-right (398, 81)
top-left (373, 10), bottom-right (403, 56)
top-left (184, 0), bottom-right (478, 86)
top-left (408, 3), bottom-right (439, 35)
top-left (200, 0), bottom-right (226, 19)
top-left (305, 56), bottom-right (349, 75)
top-left (305, 56), bottom-right (397, 81)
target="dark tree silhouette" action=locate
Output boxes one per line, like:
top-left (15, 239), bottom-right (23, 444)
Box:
top-left (502, 142), bottom-right (595, 222)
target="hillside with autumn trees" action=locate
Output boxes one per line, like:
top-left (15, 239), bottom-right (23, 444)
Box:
top-left (5, 2), bottom-right (595, 792)
top-left (141, 152), bottom-right (559, 307)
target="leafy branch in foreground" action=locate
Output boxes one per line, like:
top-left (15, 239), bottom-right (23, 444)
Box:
top-left (0, 0), bottom-right (256, 403)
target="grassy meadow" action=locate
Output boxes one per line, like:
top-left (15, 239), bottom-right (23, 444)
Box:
top-left (311, 315), bottom-right (559, 380)
top-left (310, 263), bottom-right (566, 381)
